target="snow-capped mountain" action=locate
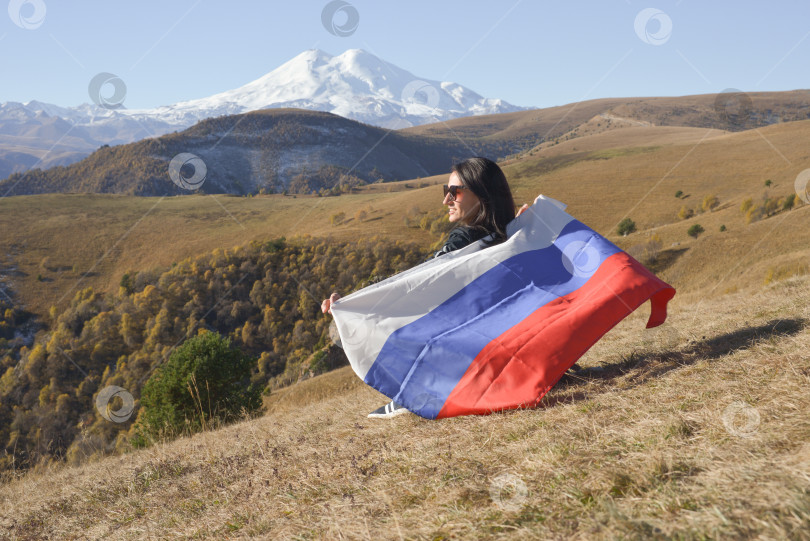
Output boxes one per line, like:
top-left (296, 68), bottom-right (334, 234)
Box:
top-left (138, 48), bottom-right (528, 129)
top-left (0, 49), bottom-right (528, 180)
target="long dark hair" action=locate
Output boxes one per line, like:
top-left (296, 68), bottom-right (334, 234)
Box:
top-left (451, 157), bottom-right (516, 244)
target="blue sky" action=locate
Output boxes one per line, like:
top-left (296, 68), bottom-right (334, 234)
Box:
top-left (1, 0), bottom-right (808, 110)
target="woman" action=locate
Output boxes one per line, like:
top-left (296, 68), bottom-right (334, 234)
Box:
top-left (322, 157), bottom-right (525, 419)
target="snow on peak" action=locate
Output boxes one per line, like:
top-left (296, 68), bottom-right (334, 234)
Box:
top-left (0, 49), bottom-right (527, 142)
top-left (134, 48), bottom-right (527, 129)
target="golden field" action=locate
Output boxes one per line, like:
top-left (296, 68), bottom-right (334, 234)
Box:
top-left (1, 117), bottom-right (808, 318)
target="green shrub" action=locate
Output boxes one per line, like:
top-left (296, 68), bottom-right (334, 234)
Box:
top-left (675, 190), bottom-right (683, 198)
top-left (308, 349), bottom-right (329, 374)
top-left (617, 218), bottom-right (636, 236)
top-left (687, 224), bottom-right (705, 238)
top-left (132, 331), bottom-right (262, 447)
top-left (120, 272), bottom-right (135, 295)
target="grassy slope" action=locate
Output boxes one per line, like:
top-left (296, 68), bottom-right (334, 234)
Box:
top-left (503, 120), bottom-right (810, 293)
top-left (2, 119), bottom-right (808, 318)
top-left (0, 274), bottom-right (807, 539)
top-left (0, 191), bottom-right (436, 317)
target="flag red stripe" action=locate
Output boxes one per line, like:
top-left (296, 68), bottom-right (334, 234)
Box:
top-left (436, 252), bottom-right (675, 418)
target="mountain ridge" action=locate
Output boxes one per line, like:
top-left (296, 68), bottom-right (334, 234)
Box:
top-left (0, 108), bottom-right (529, 197)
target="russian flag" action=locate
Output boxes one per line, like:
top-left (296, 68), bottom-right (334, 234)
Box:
top-left (331, 195), bottom-right (675, 419)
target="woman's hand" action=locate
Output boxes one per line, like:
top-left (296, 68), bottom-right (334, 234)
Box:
top-left (321, 292), bottom-right (341, 314)
top-left (516, 203), bottom-right (529, 217)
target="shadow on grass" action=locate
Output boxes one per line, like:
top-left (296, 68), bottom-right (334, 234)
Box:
top-left (542, 317), bottom-right (807, 407)
top-left (647, 248), bottom-right (688, 274)
top-left (0, 267), bottom-right (26, 278)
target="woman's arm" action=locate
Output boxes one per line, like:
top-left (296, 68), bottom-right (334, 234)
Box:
top-left (321, 292), bottom-right (341, 315)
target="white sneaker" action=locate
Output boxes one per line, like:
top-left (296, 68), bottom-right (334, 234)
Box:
top-left (367, 400), bottom-right (409, 419)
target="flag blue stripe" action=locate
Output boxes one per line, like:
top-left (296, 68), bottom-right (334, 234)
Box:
top-left (363, 220), bottom-right (621, 418)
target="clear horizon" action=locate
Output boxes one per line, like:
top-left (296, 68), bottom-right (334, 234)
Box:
top-left (0, 1), bottom-right (808, 110)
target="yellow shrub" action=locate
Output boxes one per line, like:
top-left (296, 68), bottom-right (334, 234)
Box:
top-left (677, 206), bottom-right (693, 220)
top-left (702, 194), bottom-right (719, 212)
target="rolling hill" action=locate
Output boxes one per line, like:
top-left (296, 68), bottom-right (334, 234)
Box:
top-left (401, 89), bottom-right (810, 141)
top-left (0, 108), bottom-right (532, 197)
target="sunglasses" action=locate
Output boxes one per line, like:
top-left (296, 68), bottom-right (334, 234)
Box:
top-left (442, 184), bottom-right (467, 201)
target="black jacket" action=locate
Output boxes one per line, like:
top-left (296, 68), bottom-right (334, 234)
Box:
top-left (431, 226), bottom-right (489, 259)
top-left (364, 226), bottom-right (492, 288)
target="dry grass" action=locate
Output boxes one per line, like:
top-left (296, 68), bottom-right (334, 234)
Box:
top-left (2, 119), bottom-right (809, 320)
top-left (1, 273), bottom-right (808, 540)
top-left (0, 191), bottom-right (435, 317)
